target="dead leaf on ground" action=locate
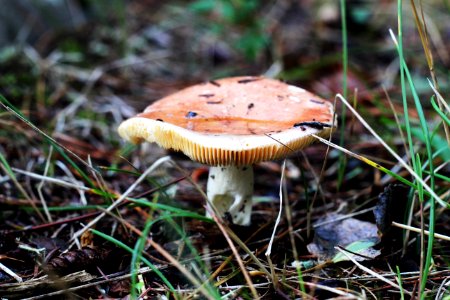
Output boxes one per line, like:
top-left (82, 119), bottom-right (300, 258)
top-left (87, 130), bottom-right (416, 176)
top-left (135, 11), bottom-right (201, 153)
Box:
top-left (307, 213), bottom-right (380, 262)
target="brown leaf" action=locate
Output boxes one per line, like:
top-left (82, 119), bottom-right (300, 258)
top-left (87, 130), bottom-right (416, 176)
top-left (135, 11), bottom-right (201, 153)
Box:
top-left (307, 213), bottom-right (380, 261)
top-left (46, 247), bottom-right (110, 275)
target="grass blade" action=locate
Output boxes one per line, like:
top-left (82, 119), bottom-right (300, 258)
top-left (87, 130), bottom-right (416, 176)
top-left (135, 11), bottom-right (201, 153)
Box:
top-left (337, 0), bottom-right (349, 189)
top-left (333, 94), bottom-right (447, 208)
top-left (91, 229), bottom-right (176, 293)
top-left (0, 94), bottom-right (96, 188)
top-left (431, 96), bottom-right (450, 126)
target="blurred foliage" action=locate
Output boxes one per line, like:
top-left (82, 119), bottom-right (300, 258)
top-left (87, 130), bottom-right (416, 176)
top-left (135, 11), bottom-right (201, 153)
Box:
top-left (189, 0), bottom-right (270, 60)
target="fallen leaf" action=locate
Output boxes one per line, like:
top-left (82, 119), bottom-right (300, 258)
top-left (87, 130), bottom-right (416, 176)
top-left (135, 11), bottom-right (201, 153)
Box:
top-left (307, 213), bottom-right (380, 262)
top-left (332, 239), bottom-right (380, 263)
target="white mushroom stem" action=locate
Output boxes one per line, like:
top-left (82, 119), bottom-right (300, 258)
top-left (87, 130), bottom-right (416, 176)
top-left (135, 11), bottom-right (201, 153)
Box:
top-left (206, 165), bottom-right (254, 226)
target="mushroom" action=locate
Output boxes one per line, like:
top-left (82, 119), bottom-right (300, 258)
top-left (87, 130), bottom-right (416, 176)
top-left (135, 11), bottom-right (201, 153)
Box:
top-left (118, 76), bottom-right (336, 225)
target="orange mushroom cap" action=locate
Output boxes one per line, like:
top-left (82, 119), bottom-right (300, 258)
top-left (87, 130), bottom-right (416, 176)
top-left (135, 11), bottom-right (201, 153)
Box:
top-left (118, 76), bottom-right (336, 166)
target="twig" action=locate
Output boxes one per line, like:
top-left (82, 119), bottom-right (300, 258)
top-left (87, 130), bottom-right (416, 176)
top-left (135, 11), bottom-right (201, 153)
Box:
top-left (96, 207), bottom-right (215, 299)
top-left (265, 160), bottom-right (286, 289)
top-left (318, 93), bottom-right (447, 209)
top-left (146, 238), bottom-right (215, 299)
top-left (211, 212), bottom-right (259, 299)
top-left (0, 164), bottom-right (45, 222)
top-left (220, 223), bottom-right (271, 277)
top-left (382, 85), bottom-right (410, 169)
top-left (19, 268), bottom-right (155, 300)
top-left (428, 79), bottom-right (450, 113)
top-left (0, 101), bottom-right (99, 175)
top-left (436, 276), bottom-right (450, 300)
top-left (55, 160), bottom-right (88, 205)
top-left (335, 246), bottom-right (409, 295)
top-left (0, 262), bottom-right (23, 282)
top-left (12, 168), bottom-right (92, 191)
top-left (69, 156), bottom-right (171, 245)
top-left (288, 281), bottom-right (359, 299)
top-left (311, 206), bottom-right (376, 229)
top-left (392, 221), bottom-right (450, 241)
top-left (36, 146), bottom-right (54, 222)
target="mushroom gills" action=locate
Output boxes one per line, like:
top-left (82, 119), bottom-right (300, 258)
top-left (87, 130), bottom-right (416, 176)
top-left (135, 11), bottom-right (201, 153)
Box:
top-left (206, 165), bottom-right (254, 226)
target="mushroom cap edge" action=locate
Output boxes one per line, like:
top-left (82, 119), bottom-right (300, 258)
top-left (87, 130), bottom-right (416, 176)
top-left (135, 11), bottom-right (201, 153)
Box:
top-left (118, 116), bottom-right (336, 166)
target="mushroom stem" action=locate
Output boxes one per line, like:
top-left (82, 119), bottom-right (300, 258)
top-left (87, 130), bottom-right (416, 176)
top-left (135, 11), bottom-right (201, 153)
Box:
top-left (206, 165), bottom-right (254, 226)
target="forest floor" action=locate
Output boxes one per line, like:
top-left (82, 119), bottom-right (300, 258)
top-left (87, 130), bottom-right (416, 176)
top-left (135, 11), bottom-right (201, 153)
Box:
top-left (0, 1), bottom-right (449, 299)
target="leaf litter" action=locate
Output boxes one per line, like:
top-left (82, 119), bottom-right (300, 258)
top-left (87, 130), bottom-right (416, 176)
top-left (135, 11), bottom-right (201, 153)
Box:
top-left (306, 213), bottom-right (380, 262)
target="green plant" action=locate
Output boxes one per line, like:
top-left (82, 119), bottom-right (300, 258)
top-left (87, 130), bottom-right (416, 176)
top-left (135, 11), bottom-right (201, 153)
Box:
top-left (189, 0), bottom-right (270, 60)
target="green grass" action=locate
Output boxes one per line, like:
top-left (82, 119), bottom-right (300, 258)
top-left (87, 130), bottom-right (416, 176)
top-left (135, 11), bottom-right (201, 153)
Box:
top-left (91, 228), bottom-right (176, 295)
top-left (431, 96), bottom-right (450, 127)
top-left (337, 0), bottom-right (349, 189)
top-left (0, 94), bottom-right (97, 188)
top-left (92, 196), bottom-right (219, 299)
top-left (394, 0), bottom-right (444, 297)
top-left (396, 265), bottom-right (405, 300)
